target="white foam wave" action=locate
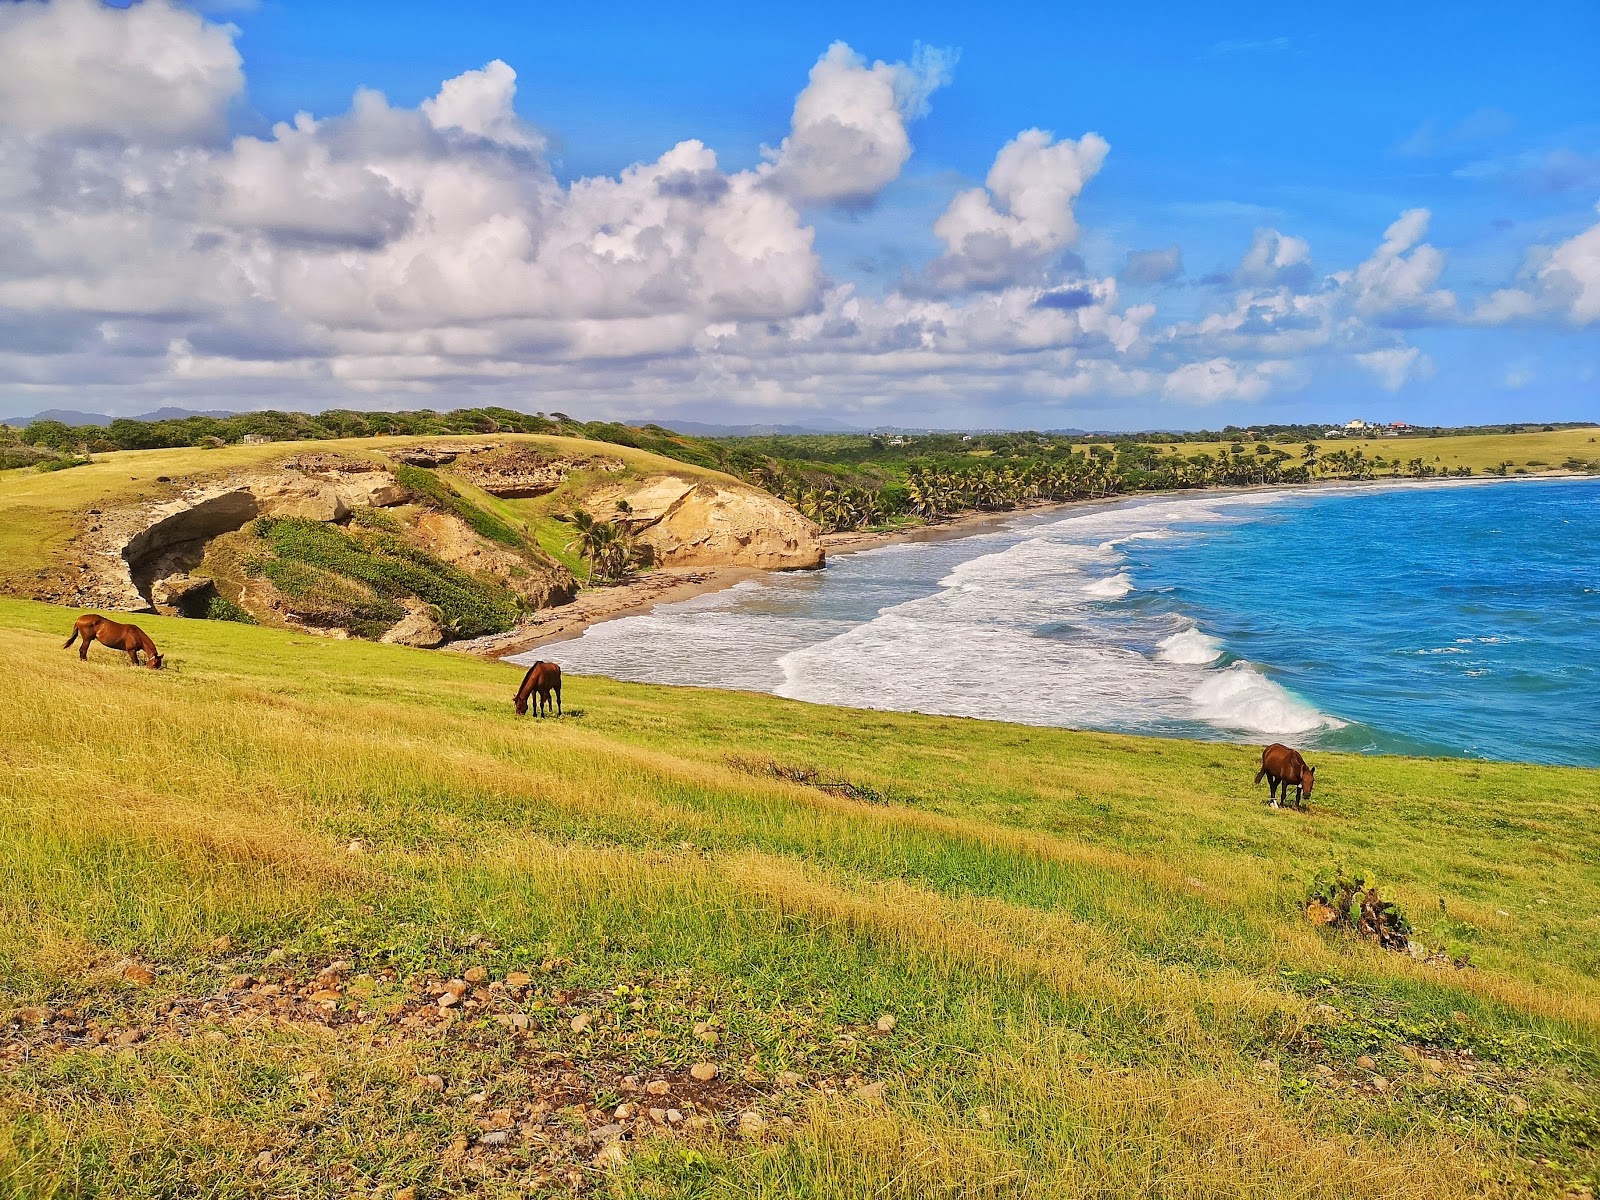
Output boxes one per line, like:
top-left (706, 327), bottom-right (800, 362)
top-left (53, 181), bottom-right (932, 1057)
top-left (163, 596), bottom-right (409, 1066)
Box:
top-left (1189, 663), bottom-right (1343, 736)
top-left (1084, 572), bottom-right (1134, 598)
top-left (1158, 627), bottom-right (1224, 664)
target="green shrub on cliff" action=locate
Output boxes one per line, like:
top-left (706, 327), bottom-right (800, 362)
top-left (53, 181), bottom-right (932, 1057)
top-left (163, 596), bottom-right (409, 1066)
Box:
top-left (249, 516), bottom-right (521, 638)
top-left (393, 464), bottom-right (526, 549)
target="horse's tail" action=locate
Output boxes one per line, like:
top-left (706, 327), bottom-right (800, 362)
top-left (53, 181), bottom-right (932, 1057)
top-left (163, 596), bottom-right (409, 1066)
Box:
top-left (62, 627), bottom-right (79, 649)
top-left (1253, 764), bottom-right (1267, 785)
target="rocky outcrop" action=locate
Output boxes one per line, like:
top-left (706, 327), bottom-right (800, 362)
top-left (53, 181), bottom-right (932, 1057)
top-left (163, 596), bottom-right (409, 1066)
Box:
top-left (450, 446), bottom-right (625, 498)
top-left (379, 600), bottom-right (446, 648)
top-left (601, 475), bottom-right (823, 571)
top-left (64, 454), bottom-right (410, 611)
top-left (151, 572), bottom-right (217, 617)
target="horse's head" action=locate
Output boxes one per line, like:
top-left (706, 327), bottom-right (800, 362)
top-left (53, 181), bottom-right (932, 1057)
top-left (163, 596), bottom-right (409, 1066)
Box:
top-left (150, 652), bottom-right (165, 670)
top-left (514, 692), bottom-right (528, 716)
top-left (1301, 764), bottom-right (1315, 797)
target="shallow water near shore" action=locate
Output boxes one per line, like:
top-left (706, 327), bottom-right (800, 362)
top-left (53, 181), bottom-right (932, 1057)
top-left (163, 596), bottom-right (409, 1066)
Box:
top-left (511, 477), bottom-right (1600, 766)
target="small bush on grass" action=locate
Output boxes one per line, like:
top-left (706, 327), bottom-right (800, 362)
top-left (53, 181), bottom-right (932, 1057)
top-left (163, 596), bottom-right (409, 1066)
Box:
top-left (204, 594), bottom-right (257, 624)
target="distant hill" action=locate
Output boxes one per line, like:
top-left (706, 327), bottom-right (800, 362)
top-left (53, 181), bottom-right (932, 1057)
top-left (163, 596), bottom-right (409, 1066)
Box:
top-left (625, 417), bottom-right (867, 436)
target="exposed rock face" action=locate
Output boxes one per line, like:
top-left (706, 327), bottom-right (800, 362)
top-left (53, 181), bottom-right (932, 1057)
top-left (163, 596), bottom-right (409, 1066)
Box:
top-left (412, 511), bottom-right (577, 609)
top-left (379, 600), bottom-right (446, 648)
top-left (387, 444), bottom-right (498, 467)
top-left (451, 447), bottom-right (625, 498)
top-left (64, 455), bottom-right (411, 611)
top-left (604, 476), bottom-right (823, 571)
top-left (151, 572), bottom-right (217, 617)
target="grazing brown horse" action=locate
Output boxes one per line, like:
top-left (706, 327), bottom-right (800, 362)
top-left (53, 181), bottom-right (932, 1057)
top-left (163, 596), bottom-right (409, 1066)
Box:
top-left (514, 661), bottom-right (561, 717)
top-left (64, 613), bottom-right (164, 669)
top-left (1255, 742), bottom-right (1314, 807)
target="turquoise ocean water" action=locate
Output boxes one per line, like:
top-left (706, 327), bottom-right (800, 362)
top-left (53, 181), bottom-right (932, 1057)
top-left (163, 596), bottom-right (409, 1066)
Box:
top-left (512, 478), bottom-right (1600, 767)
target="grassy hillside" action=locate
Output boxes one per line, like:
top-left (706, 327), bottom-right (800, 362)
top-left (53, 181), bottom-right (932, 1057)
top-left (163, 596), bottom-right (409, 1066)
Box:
top-left (1159, 427), bottom-right (1600, 476)
top-left (0, 434), bottom-right (741, 597)
top-left (1, 598), bottom-right (1596, 1198)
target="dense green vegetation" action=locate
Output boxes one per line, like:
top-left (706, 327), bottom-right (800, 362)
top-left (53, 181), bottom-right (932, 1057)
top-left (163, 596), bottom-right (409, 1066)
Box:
top-left (0, 598), bottom-right (1596, 1198)
top-left (248, 516), bottom-right (523, 639)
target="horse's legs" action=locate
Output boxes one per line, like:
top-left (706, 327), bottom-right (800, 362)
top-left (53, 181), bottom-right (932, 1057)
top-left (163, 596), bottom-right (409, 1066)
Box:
top-left (555, 684), bottom-right (562, 717)
top-left (127, 648), bottom-right (141, 666)
top-left (79, 639), bottom-right (91, 661)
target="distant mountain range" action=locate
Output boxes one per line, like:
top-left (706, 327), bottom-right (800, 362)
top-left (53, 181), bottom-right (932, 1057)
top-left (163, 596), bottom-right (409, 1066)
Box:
top-left (0, 406), bottom-right (239, 427)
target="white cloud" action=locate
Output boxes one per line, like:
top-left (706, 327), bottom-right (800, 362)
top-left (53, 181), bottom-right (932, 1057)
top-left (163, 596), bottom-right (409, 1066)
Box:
top-left (1236, 228), bottom-right (1312, 287)
top-left (763, 42), bottom-right (953, 209)
top-left (1121, 246), bottom-right (1183, 285)
top-left (1356, 346), bottom-right (1432, 390)
top-left (1469, 206), bottom-right (1600, 326)
top-left (1342, 208), bottom-right (1457, 322)
top-left (1162, 358), bottom-right (1290, 404)
top-left (925, 128), bottom-right (1109, 292)
top-left (0, 0), bottom-right (241, 143)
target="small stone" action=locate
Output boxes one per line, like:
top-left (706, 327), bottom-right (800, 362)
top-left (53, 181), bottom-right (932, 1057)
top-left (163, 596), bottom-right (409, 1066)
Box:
top-left (594, 1142), bottom-right (628, 1169)
top-left (1314, 1064), bottom-right (1335, 1077)
top-left (738, 1111), bottom-right (766, 1137)
top-left (684, 1115), bottom-right (714, 1132)
top-left (855, 1081), bottom-right (887, 1102)
top-left (776, 1071), bottom-right (802, 1088)
top-left (464, 966), bottom-right (488, 983)
top-left (309, 989), bottom-right (341, 1003)
top-left (648, 1107), bottom-right (667, 1124)
top-left (264, 949), bottom-right (287, 966)
top-left (120, 962), bottom-right (155, 987)
top-left (477, 1130), bottom-right (511, 1147)
top-left (345, 840), bottom-right (364, 855)
top-left (437, 992), bottom-right (460, 1010)
top-left (443, 980), bottom-right (468, 998)
top-left (1256, 1059), bottom-right (1279, 1074)
top-left (395, 1190), bottom-right (417, 1200)
top-left (496, 1013), bottom-right (530, 1031)
top-left (1356, 1055), bottom-right (1377, 1070)
top-left (227, 975), bottom-right (253, 991)
top-left (257, 984), bottom-right (281, 997)
top-left (252, 1150), bottom-right (274, 1173)
top-left (210, 935), bottom-right (234, 953)
top-left (1509, 1094), bottom-right (1529, 1115)
top-left (570, 1012), bottom-right (593, 1034)
top-left (645, 1079), bottom-right (671, 1096)
top-left (614, 1102), bottom-right (637, 1121)
top-left (1422, 1057), bottom-right (1445, 1074)
top-left (876, 1014), bottom-right (897, 1033)
top-left (666, 1109), bottom-right (683, 1124)
top-left (1310, 1003), bottom-right (1340, 1025)
top-left (689, 1062), bottom-right (718, 1082)
top-left (422, 1074), bottom-right (445, 1092)
top-left (506, 971), bottom-right (533, 987)
top-left (13, 1007), bottom-right (50, 1025)
top-left (115, 1029), bottom-right (144, 1048)
top-left (1371, 1074), bottom-right (1389, 1091)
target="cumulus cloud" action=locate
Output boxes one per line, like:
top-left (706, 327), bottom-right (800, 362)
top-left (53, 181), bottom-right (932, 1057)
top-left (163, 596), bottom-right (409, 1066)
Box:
top-left (1120, 246), bottom-right (1183, 285)
top-left (1469, 206), bottom-right (1600, 326)
top-left (0, 0), bottom-right (242, 143)
top-left (924, 128), bottom-right (1109, 292)
top-left (0, 0), bottom-right (1590, 422)
top-left (1235, 228), bottom-right (1312, 288)
top-left (763, 41), bottom-right (954, 209)
top-left (1339, 208), bottom-right (1456, 324)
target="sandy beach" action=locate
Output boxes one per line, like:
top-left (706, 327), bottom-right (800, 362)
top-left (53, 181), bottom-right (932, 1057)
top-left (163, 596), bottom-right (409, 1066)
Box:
top-left (451, 473), bottom-right (1597, 661)
top-left (449, 498), bottom-right (1092, 659)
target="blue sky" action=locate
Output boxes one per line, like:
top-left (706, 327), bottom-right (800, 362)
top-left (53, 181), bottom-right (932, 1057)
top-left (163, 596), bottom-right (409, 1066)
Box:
top-left (1, 0), bottom-right (1596, 427)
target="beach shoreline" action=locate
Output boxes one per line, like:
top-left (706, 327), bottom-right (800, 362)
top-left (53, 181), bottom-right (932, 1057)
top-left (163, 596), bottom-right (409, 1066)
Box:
top-left (453, 471), bottom-right (1597, 660)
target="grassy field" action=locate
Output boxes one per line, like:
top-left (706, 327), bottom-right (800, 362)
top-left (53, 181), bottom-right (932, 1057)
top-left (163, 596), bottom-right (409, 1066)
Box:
top-left (0, 597), bottom-right (1596, 1198)
top-left (1157, 427), bottom-right (1600, 474)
